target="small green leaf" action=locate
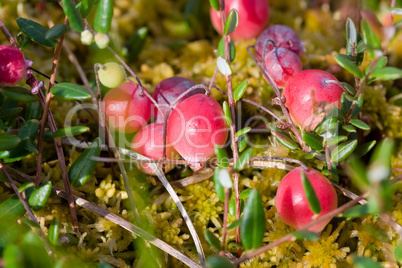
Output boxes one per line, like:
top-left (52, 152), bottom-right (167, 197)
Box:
top-left (0, 195), bottom-right (25, 218)
top-left (25, 102), bottom-right (42, 120)
top-left (223, 101), bottom-right (232, 126)
top-left (20, 218), bottom-right (40, 229)
top-left (1, 87), bottom-right (38, 102)
top-left (3, 244), bottom-right (24, 268)
top-left (52, 126), bottom-right (90, 138)
top-left (394, 242), bottom-right (402, 262)
top-left (364, 56), bottom-right (387, 76)
top-left (223, 9), bottom-right (239, 35)
top-left (351, 95), bottom-right (364, 118)
top-left (350, 119), bottom-right (370, 130)
top-left (17, 30), bottom-right (33, 50)
top-left (217, 56), bottom-right (232, 76)
top-left (233, 81), bottom-right (248, 101)
top-left (209, 0), bottom-right (220, 11)
top-left (370, 67), bottom-right (402, 81)
top-left (235, 127), bottom-right (251, 137)
top-left (301, 171), bottom-right (321, 214)
top-left (227, 218), bottom-right (242, 229)
top-left (18, 120), bottom-right (39, 141)
top-left (214, 168), bottom-right (225, 202)
top-left (368, 138), bottom-right (393, 183)
top-left (18, 182), bottom-right (35, 193)
top-left (343, 124), bottom-right (356, 133)
top-left (50, 82), bottom-right (91, 100)
top-left (229, 195), bottom-right (244, 216)
top-left (126, 27), bottom-right (148, 61)
top-left (341, 92), bottom-right (354, 114)
top-left (16, 17), bottom-right (56, 47)
top-left (352, 255), bottom-right (382, 268)
top-left (0, 134), bottom-right (21, 151)
top-left (76, 0), bottom-right (96, 18)
top-left (218, 168), bottom-right (233, 189)
top-left (361, 19), bottom-right (381, 50)
top-left (334, 54), bottom-right (363, 79)
top-left (240, 189), bottom-right (265, 250)
top-left (237, 134), bottom-right (248, 152)
top-left (343, 204), bottom-right (371, 218)
top-left (346, 18), bottom-right (357, 56)
top-left (347, 157), bottom-right (370, 190)
top-left (239, 188), bottom-right (252, 199)
top-left (204, 230), bottom-right (221, 251)
top-left (302, 132), bottom-right (323, 151)
top-left (354, 140), bottom-right (376, 159)
top-left (28, 182), bottom-right (52, 211)
top-left (340, 82), bottom-right (356, 95)
top-left (60, 0), bottom-right (84, 32)
top-left (292, 231), bottom-right (320, 241)
top-left (234, 148), bottom-right (253, 171)
top-left (205, 255), bottom-right (235, 268)
top-left (94, 0), bottom-right (113, 34)
top-left (218, 37), bottom-right (236, 62)
top-left (331, 139), bottom-right (358, 162)
top-left (68, 137), bottom-right (101, 187)
top-left (45, 24), bottom-right (68, 40)
top-left (20, 232), bottom-right (53, 268)
top-left (325, 135), bottom-right (348, 146)
top-left (271, 130), bottom-right (299, 150)
top-left (215, 145), bottom-right (230, 168)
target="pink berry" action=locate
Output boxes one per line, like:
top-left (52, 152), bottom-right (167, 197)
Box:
top-left (276, 167), bottom-right (338, 232)
top-left (255, 24), bottom-right (303, 61)
top-left (103, 82), bottom-right (152, 133)
top-left (210, 0), bottom-right (270, 41)
top-left (167, 94), bottom-right (229, 164)
top-left (0, 45), bottom-right (27, 87)
top-left (283, 70), bottom-right (344, 131)
top-left (263, 47), bottom-right (302, 88)
top-left (152, 76), bottom-right (203, 123)
top-left (131, 123), bottom-right (180, 175)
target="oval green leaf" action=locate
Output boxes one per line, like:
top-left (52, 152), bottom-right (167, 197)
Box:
top-left (48, 217), bottom-right (59, 246)
top-left (325, 135), bottom-right (348, 146)
top-left (237, 134), bottom-right (248, 152)
top-left (340, 82), bottom-right (356, 95)
top-left (235, 127), bottom-right (251, 137)
top-left (18, 182), bottom-right (35, 193)
top-left (126, 27), bottom-right (148, 61)
top-left (205, 255), bottom-right (235, 268)
top-left (334, 54), bottom-right (363, 79)
top-left (204, 230), bottom-right (221, 251)
top-left (60, 0), bottom-right (84, 32)
top-left (234, 148), bottom-right (253, 171)
top-left (351, 94), bottom-right (364, 118)
top-left (331, 139), bottom-right (358, 162)
top-left (76, 0), bottom-right (96, 18)
top-left (0, 134), bottom-right (21, 151)
top-left (350, 119), bottom-right (370, 130)
top-left (227, 218), bottom-right (242, 230)
top-left (215, 145), bottom-right (229, 168)
top-left (233, 81), bottom-right (248, 101)
top-left (218, 37), bottom-right (236, 62)
top-left (301, 171), bottom-right (321, 214)
top-left (271, 130), bottom-right (299, 150)
top-left (16, 17), bottom-right (56, 47)
top-left (302, 132), bottom-right (323, 151)
top-left (370, 67), bottom-right (402, 81)
top-left (0, 195), bottom-right (25, 218)
top-left (214, 168), bottom-right (226, 202)
top-left (346, 18), bottom-right (357, 56)
top-left (223, 101), bottom-right (232, 126)
top-left (50, 82), bottom-right (91, 100)
top-left (240, 189), bottom-right (265, 250)
top-left (68, 137), bottom-right (101, 187)
top-left (361, 19), bottom-right (381, 50)
top-left (28, 182), bottom-right (52, 211)
top-left (209, 0), bottom-right (220, 11)
top-left (52, 126), bottom-right (90, 138)
top-left (45, 24), bottom-right (68, 40)
top-left (1, 87), bottom-right (38, 102)
top-left (223, 9), bottom-right (239, 35)
top-left (342, 124), bottom-right (356, 133)
top-left (229, 196), bottom-right (243, 216)
top-left (18, 119), bottom-right (39, 141)
top-left (94, 0), bottom-right (113, 34)
top-left (353, 140), bottom-right (376, 159)
top-left (292, 230), bottom-right (320, 241)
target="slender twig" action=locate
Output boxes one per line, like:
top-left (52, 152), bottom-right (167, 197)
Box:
top-left (242, 98), bottom-right (286, 124)
top-left (4, 166), bottom-right (202, 268)
top-left (221, 187), bottom-right (230, 253)
top-left (208, 65), bottom-right (219, 91)
top-left (0, 19), bottom-right (17, 47)
top-left (324, 144), bottom-right (332, 171)
top-left (235, 192), bottom-right (368, 265)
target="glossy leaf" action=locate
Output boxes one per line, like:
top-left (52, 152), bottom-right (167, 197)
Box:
top-left (25, 102), bottom-right (42, 120)
top-left (343, 204), bottom-right (371, 218)
top-left (240, 189), bottom-right (265, 250)
top-left (227, 219), bottom-right (242, 229)
top-left (223, 101), bottom-right (232, 126)
top-left (237, 134), bottom-right (248, 152)
top-left (340, 82), bottom-right (356, 95)
top-left (16, 17), bottom-right (56, 47)
top-left (301, 171), bottom-right (321, 214)
top-left (350, 119), bottom-right (370, 130)
top-left (76, 0), bottom-right (96, 18)
top-left (45, 24), bottom-right (68, 40)
top-left (354, 140), bottom-right (376, 159)
top-left (361, 19), bottom-right (381, 50)
top-left (347, 157), bottom-right (369, 190)
top-left (218, 168), bottom-right (233, 189)
top-left (331, 140), bottom-right (358, 162)
top-left (341, 92), bottom-right (354, 114)
top-left (234, 148), bottom-right (253, 171)
top-left (0, 195), bottom-right (25, 218)
top-left (60, 0), bottom-right (84, 32)
top-left (343, 124), bottom-right (356, 133)
top-left (28, 182), bottom-right (52, 211)
top-left (48, 217), bottom-right (59, 245)
top-left (50, 82), bottom-right (91, 100)
top-left (20, 218), bottom-right (40, 229)
top-left (18, 182), bottom-right (34, 193)
top-left (209, 0), bottom-right (220, 11)
top-left (352, 255), bottom-right (381, 268)
top-left (292, 230), bottom-right (319, 241)
top-left (271, 130), bottom-right (299, 150)
top-left (368, 138), bottom-right (393, 183)
top-left (223, 9), bottom-right (239, 35)
top-left (215, 145), bottom-right (230, 168)
top-left (217, 56), bottom-right (232, 76)
top-left (302, 132), bottom-right (323, 151)
top-left (205, 230), bottom-right (221, 251)
top-left (370, 67), bottom-right (402, 81)
top-left (214, 168), bottom-right (226, 202)
top-left (239, 188), bottom-right (252, 199)
top-left (52, 126), bottom-right (90, 138)
top-left (334, 54), bottom-right (363, 78)
top-left (94, 0), bottom-right (113, 34)
top-left (205, 255), bottom-right (235, 268)
top-left (68, 137), bottom-right (101, 187)
top-left (18, 119), bottom-right (39, 141)
top-left (351, 94), bottom-right (364, 118)
top-left (1, 87), bottom-right (38, 102)
top-left (233, 81), bottom-right (248, 101)
top-left (325, 135), bottom-right (347, 146)
top-left (229, 195), bottom-right (243, 216)
top-left (364, 56), bottom-right (387, 76)
top-left (346, 18), bottom-right (357, 56)
top-left (235, 127), bottom-right (251, 137)
top-left (0, 134), bottom-right (21, 151)
top-left (218, 37), bottom-right (236, 62)
top-left (126, 27), bottom-right (148, 61)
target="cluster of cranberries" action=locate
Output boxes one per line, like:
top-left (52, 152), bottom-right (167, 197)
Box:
top-left (101, 68), bottom-right (229, 175)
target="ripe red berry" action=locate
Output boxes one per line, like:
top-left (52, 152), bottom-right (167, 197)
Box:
top-left (167, 94), bottom-right (229, 164)
top-left (210, 0), bottom-right (270, 41)
top-left (263, 47), bottom-right (302, 88)
top-left (0, 45), bottom-right (27, 87)
top-left (276, 167), bottom-right (338, 232)
top-left (255, 24), bottom-right (303, 61)
top-left (283, 70), bottom-right (344, 131)
top-left (103, 82), bottom-right (152, 133)
top-left (131, 123), bottom-right (180, 175)
top-left (152, 76), bottom-right (203, 123)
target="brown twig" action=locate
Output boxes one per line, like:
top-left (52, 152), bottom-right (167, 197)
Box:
top-left (0, 19), bottom-right (17, 47)
top-left (221, 187), bottom-right (230, 253)
top-left (241, 98), bottom-right (286, 124)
